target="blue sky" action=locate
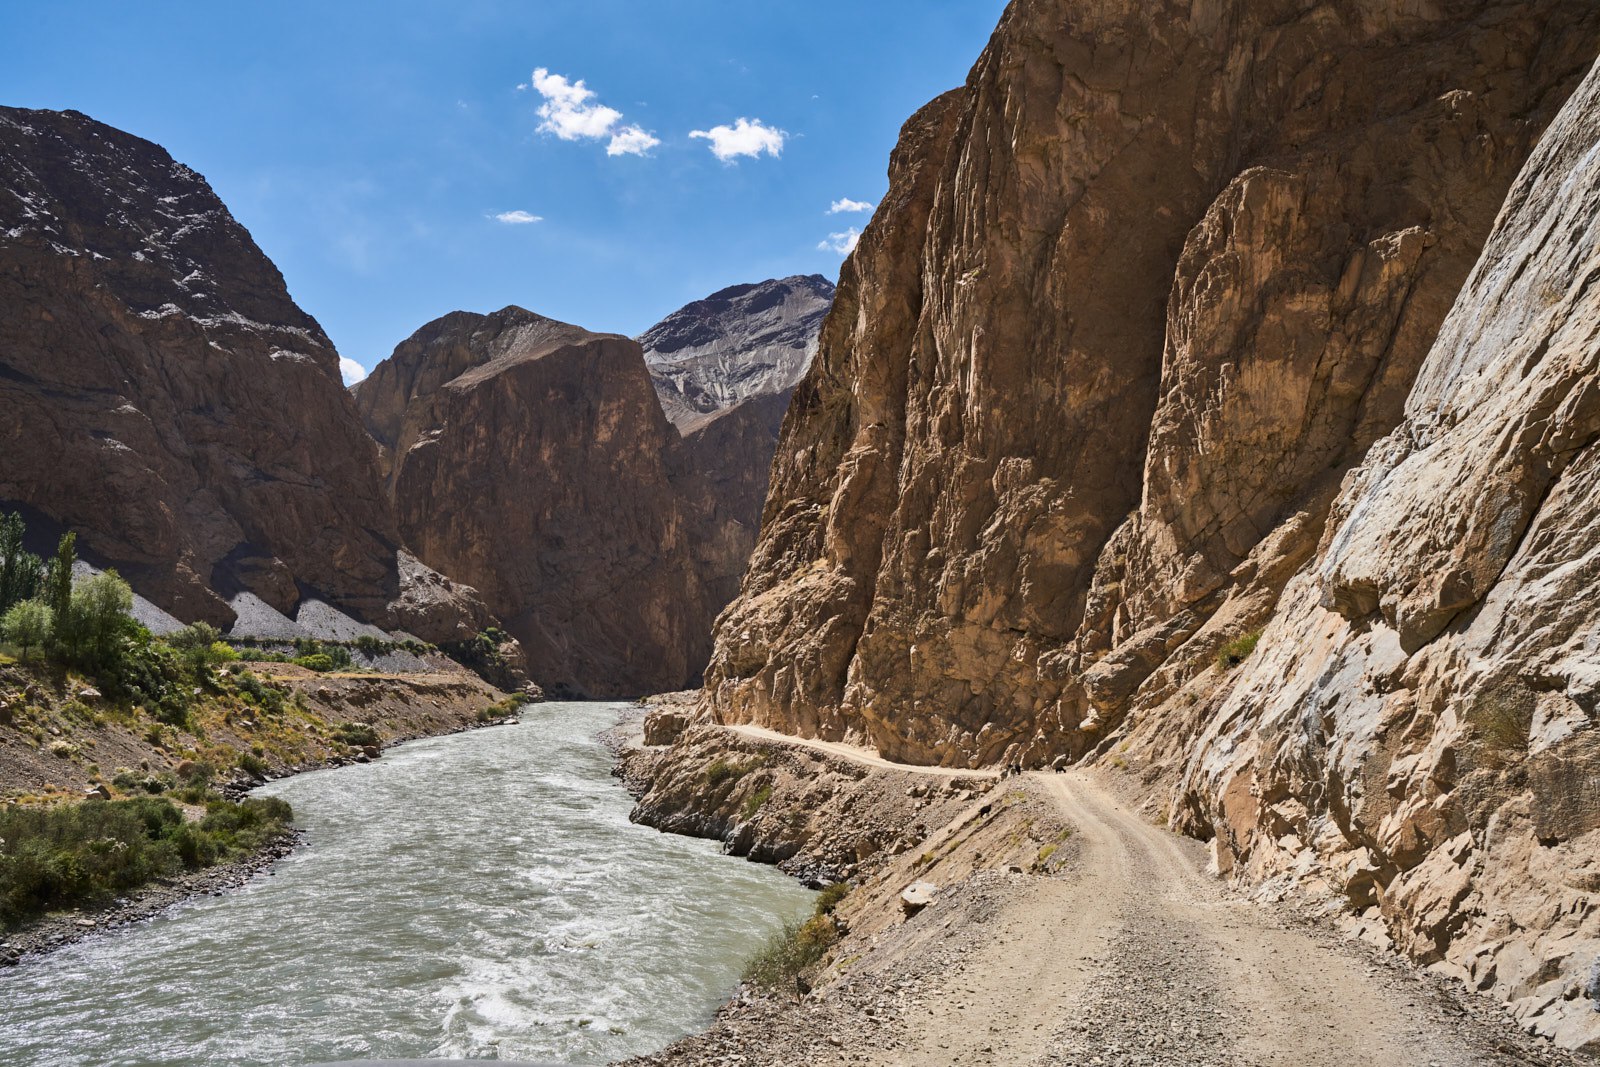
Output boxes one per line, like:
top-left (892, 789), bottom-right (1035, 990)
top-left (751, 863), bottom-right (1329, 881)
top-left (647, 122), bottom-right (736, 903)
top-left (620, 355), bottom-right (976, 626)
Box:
top-left (3, 0), bottom-right (1007, 381)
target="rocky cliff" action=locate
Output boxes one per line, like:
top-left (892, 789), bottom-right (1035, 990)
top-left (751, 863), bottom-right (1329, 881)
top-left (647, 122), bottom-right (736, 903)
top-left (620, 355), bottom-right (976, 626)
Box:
top-left (1155, 60), bottom-right (1600, 1050)
top-left (0, 106), bottom-right (488, 644)
top-left (694, 0), bottom-right (1600, 1049)
top-left (642, 275), bottom-right (833, 429)
top-left (353, 308), bottom-right (715, 697)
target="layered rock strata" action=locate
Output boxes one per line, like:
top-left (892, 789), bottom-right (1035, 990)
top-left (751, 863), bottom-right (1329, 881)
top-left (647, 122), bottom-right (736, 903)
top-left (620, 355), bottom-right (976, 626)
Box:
top-left (0, 106), bottom-right (485, 643)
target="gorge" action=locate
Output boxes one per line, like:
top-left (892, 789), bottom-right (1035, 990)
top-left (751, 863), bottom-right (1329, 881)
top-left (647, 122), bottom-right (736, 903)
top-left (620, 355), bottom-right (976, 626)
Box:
top-left (5, 0), bottom-right (1600, 1061)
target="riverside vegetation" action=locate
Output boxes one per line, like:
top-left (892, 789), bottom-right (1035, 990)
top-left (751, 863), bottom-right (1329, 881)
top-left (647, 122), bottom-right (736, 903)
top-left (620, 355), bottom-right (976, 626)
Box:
top-left (0, 510), bottom-right (514, 936)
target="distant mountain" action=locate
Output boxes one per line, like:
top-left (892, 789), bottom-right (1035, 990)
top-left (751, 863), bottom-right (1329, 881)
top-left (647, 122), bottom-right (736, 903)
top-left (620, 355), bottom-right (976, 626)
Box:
top-left (641, 275), bottom-right (833, 431)
top-left (640, 276), bottom-right (834, 611)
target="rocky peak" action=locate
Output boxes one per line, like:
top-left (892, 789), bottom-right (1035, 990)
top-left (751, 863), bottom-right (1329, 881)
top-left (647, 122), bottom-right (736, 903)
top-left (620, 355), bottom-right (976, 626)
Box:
top-left (642, 274), bottom-right (833, 429)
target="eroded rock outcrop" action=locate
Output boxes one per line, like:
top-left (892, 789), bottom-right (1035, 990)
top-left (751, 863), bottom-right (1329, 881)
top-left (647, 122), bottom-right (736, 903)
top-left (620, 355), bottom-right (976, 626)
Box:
top-left (702, 0), bottom-right (1600, 765)
top-left (1154, 61), bottom-right (1600, 1051)
top-left (0, 106), bottom-right (485, 643)
top-left (353, 308), bottom-right (714, 697)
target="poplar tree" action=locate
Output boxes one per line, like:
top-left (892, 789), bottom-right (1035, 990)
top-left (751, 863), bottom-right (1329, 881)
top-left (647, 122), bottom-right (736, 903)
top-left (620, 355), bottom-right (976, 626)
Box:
top-left (45, 532), bottom-right (76, 643)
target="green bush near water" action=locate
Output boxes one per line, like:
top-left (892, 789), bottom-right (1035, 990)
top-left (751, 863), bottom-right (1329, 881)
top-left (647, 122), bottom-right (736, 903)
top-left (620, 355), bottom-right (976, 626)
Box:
top-left (0, 795), bottom-right (293, 930)
top-left (741, 881), bottom-right (852, 993)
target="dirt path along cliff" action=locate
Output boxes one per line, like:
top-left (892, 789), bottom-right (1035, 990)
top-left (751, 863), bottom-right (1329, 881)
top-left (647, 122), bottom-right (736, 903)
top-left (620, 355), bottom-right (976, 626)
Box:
top-left (699, 724), bottom-right (1568, 1066)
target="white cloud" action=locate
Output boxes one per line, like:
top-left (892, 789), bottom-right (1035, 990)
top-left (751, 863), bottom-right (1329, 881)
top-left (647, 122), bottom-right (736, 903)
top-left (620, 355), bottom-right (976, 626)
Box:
top-left (339, 357), bottom-right (368, 386)
top-left (690, 118), bottom-right (786, 162)
top-left (829, 197), bottom-right (874, 214)
top-left (528, 67), bottom-right (656, 156)
top-left (607, 125), bottom-right (661, 157)
top-left (818, 228), bottom-right (861, 255)
top-left (493, 210), bottom-right (543, 224)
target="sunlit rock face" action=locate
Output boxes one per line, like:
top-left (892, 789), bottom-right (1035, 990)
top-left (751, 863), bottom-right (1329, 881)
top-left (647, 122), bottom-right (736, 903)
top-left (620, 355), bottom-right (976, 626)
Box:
top-left (0, 105), bottom-right (484, 642)
top-left (696, 1), bottom-right (1600, 1046)
top-left (701, 0), bottom-right (1600, 766)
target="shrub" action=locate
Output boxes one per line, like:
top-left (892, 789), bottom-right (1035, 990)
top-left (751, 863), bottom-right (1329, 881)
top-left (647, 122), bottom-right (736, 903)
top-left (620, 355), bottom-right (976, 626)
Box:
top-left (704, 757), bottom-right (759, 787)
top-left (333, 721), bottom-right (379, 749)
top-left (234, 671), bottom-right (286, 714)
top-left (741, 915), bottom-right (839, 993)
top-left (1468, 681), bottom-right (1536, 763)
top-left (814, 880), bottom-right (851, 915)
top-left (236, 752), bottom-right (269, 778)
top-left (742, 784), bottom-right (774, 819)
top-left (292, 653), bottom-right (337, 672)
top-left (1216, 630), bottom-right (1263, 671)
top-left (0, 794), bottom-right (293, 929)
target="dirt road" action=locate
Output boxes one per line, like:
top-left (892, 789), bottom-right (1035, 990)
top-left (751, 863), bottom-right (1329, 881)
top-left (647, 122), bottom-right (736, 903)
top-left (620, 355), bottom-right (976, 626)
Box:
top-left (705, 724), bottom-right (1570, 1066)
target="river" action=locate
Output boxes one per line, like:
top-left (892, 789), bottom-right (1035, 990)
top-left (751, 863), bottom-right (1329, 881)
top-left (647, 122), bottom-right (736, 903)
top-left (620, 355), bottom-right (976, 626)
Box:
top-left (0, 701), bottom-right (814, 1066)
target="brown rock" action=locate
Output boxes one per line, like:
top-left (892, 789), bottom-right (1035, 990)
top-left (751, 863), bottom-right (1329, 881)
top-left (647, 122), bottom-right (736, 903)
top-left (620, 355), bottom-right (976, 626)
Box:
top-left (701, 0), bottom-right (1600, 773)
top-left (353, 308), bottom-right (715, 697)
top-left (0, 106), bottom-right (486, 645)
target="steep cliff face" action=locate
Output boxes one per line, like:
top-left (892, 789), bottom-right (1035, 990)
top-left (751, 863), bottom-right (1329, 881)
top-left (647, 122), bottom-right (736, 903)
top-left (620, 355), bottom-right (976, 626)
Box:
top-left (703, 0), bottom-right (1600, 765)
top-left (0, 106), bottom-right (484, 642)
top-left (641, 275), bottom-right (833, 430)
top-left (353, 308), bottom-right (714, 697)
top-left (1150, 63), bottom-right (1600, 1051)
top-left (697, 0), bottom-right (1600, 1048)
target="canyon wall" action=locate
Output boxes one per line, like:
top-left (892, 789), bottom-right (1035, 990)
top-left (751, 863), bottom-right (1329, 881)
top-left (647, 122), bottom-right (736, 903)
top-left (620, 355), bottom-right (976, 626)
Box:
top-left (0, 106), bottom-right (486, 643)
top-left (702, 0), bottom-right (1600, 765)
top-left (1154, 61), bottom-right (1600, 1050)
top-left (354, 309), bottom-right (711, 697)
top-left (694, 0), bottom-right (1600, 1047)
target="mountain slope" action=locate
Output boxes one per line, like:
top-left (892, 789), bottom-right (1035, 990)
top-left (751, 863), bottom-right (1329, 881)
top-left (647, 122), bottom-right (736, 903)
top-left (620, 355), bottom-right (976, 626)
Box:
top-left (642, 275), bottom-right (833, 430)
top-left (0, 106), bottom-right (485, 642)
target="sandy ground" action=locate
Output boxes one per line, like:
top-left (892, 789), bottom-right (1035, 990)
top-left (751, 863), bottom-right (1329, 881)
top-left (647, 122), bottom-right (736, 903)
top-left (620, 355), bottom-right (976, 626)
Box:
top-left (626, 727), bottom-right (1585, 1067)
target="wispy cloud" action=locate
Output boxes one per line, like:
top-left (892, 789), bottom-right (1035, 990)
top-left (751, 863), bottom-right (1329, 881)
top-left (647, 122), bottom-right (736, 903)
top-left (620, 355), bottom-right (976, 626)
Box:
top-left (339, 357), bottom-right (368, 386)
top-left (690, 118), bottom-right (786, 162)
top-left (829, 198), bottom-right (874, 214)
top-left (818, 228), bottom-right (861, 255)
top-left (493, 210), bottom-right (543, 224)
top-left (529, 68), bottom-right (658, 157)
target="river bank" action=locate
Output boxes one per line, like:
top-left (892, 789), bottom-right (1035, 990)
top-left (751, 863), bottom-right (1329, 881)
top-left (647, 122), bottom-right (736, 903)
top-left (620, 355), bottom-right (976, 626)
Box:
top-left (614, 703), bottom-right (1592, 1066)
top-left (0, 657), bottom-right (519, 969)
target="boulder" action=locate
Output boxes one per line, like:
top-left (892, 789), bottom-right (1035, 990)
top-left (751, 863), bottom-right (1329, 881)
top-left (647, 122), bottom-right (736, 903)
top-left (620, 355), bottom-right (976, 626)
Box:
top-left (900, 881), bottom-right (939, 916)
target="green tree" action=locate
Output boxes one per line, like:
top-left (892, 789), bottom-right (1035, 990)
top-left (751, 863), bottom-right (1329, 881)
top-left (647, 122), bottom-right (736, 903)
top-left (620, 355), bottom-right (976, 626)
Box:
top-left (67, 570), bottom-right (134, 669)
top-left (1, 599), bottom-right (52, 659)
top-left (0, 513), bottom-right (43, 612)
top-left (44, 532), bottom-right (75, 639)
